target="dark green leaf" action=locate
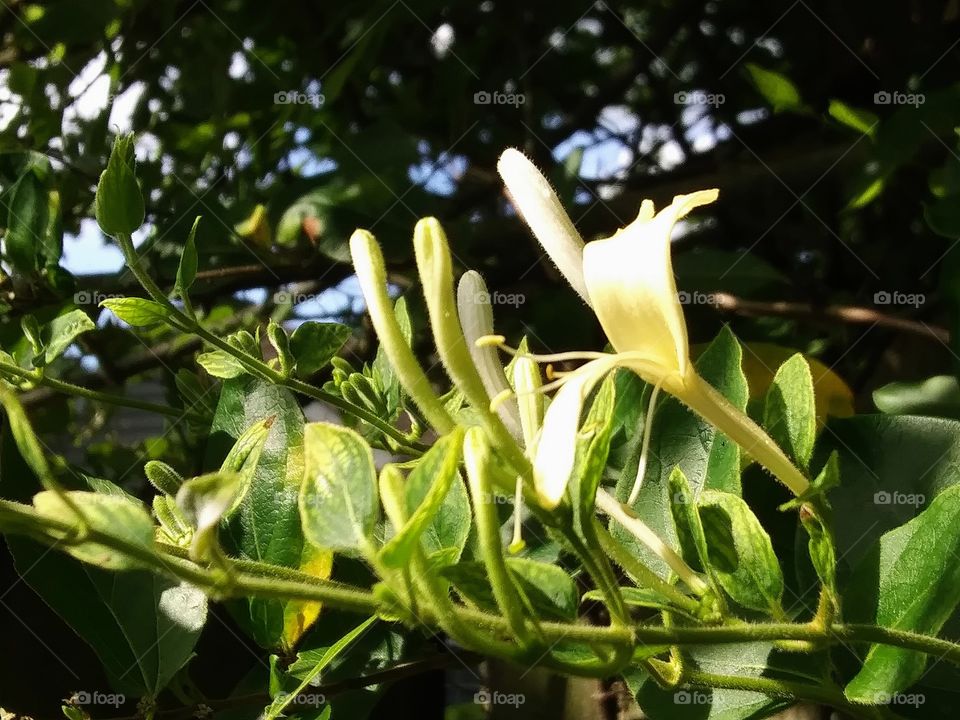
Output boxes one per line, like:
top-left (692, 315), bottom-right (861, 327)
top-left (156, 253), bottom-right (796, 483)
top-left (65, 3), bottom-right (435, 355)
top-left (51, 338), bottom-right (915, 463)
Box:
top-left (614, 327), bottom-right (748, 577)
top-left (208, 377), bottom-right (332, 651)
top-left (698, 490), bottom-right (784, 615)
top-left (290, 321), bottom-right (352, 378)
top-left (845, 484), bottom-right (960, 702)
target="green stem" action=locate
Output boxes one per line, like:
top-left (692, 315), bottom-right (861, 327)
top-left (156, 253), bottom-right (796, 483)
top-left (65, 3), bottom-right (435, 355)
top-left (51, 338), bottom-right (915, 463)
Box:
top-left (113, 233), bottom-right (425, 454)
top-left (0, 361), bottom-right (187, 418)
top-left (682, 670), bottom-right (886, 719)
top-left (6, 498), bottom-right (960, 677)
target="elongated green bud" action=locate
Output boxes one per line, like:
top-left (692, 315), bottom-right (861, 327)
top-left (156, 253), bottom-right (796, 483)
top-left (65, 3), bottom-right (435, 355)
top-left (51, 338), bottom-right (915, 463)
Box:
top-left (350, 229), bottom-right (455, 434)
top-left (145, 460), bottom-right (184, 496)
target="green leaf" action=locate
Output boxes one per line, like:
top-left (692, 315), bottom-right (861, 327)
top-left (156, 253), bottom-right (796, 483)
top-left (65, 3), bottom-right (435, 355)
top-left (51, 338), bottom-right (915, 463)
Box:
top-left (174, 216), bottom-right (200, 296)
top-left (32, 490), bottom-right (155, 570)
top-left (95, 133), bottom-right (145, 237)
top-left (626, 643), bottom-right (804, 719)
top-left (10, 544), bottom-right (205, 697)
top-left (299, 422), bottom-right (379, 556)
top-left (175, 472), bottom-right (243, 561)
top-left (667, 467), bottom-right (712, 574)
top-left (41, 308), bottom-right (95, 364)
top-left (380, 427), bottom-right (465, 567)
top-left (208, 377), bottom-right (332, 651)
top-left (442, 558), bottom-right (578, 621)
top-left (582, 587), bottom-right (700, 620)
top-left (371, 296), bottom-right (412, 413)
top-left (5, 168), bottom-right (48, 274)
top-left (614, 327), bottom-right (748, 577)
top-left (828, 99), bottom-right (879, 137)
top-left (570, 372), bottom-right (618, 523)
top-left (290, 321), bottom-right (352, 378)
top-left (845, 484), bottom-right (960, 702)
top-left (267, 320), bottom-right (294, 376)
top-left (101, 297), bottom-right (171, 327)
top-left (763, 354), bottom-right (817, 471)
top-left (264, 616), bottom-right (377, 720)
top-left (815, 415), bottom-right (960, 569)
top-left (197, 349), bottom-right (247, 379)
top-left (698, 490), bottom-right (784, 615)
top-left (218, 416), bottom-right (273, 514)
top-left (745, 63), bottom-right (803, 112)
top-left (3, 425), bottom-right (205, 698)
top-left (873, 375), bottom-right (960, 419)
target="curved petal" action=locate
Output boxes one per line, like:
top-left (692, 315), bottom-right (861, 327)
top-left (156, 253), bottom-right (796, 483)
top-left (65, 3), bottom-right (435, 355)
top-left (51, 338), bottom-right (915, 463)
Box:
top-left (532, 356), bottom-right (619, 508)
top-left (497, 149), bottom-right (590, 304)
top-left (582, 190), bottom-right (719, 375)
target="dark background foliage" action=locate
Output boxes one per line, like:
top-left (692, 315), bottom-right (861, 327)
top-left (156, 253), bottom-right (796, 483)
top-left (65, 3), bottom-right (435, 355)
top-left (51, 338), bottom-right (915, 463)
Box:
top-left (0, 0), bottom-right (958, 716)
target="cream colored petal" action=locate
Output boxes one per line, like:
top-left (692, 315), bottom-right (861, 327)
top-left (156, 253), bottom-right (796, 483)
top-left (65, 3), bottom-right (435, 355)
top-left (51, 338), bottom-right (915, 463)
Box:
top-left (582, 190), bottom-right (719, 375)
top-left (456, 271), bottom-right (521, 437)
top-left (497, 149), bottom-right (590, 304)
top-left (532, 356), bottom-right (620, 508)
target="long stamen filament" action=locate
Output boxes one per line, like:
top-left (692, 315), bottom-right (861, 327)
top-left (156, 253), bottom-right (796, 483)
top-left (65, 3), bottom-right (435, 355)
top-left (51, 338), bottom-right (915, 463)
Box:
top-left (475, 335), bottom-right (608, 363)
top-left (627, 379), bottom-right (664, 506)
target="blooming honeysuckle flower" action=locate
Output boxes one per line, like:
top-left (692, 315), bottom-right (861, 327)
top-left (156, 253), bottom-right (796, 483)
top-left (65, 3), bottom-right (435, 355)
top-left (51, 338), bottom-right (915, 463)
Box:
top-left (497, 149), bottom-right (810, 509)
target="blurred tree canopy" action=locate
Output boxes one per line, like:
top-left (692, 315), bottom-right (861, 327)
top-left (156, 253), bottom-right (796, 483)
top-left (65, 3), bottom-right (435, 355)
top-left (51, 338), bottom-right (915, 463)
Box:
top-left (0, 0), bottom-right (958, 433)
